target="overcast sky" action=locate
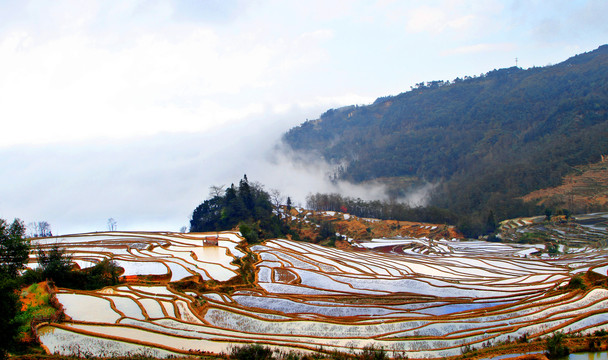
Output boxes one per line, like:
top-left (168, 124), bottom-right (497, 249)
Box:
top-left (1, 0), bottom-right (606, 235)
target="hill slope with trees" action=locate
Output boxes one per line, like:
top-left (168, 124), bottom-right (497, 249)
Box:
top-left (190, 176), bottom-right (292, 243)
top-left (283, 45), bottom-right (608, 234)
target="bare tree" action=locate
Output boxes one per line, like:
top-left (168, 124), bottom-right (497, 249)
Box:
top-left (38, 221), bottom-right (51, 237)
top-left (27, 222), bottom-right (37, 238)
top-left (269, 189), bottom-right (284, 209)
top-left (179, 226), bottom-right (188, 233)
top-left (27, 221), bottom-right (52, 237)
top-left (107, 218), bottom-right (117, 231)
top-left (209, 184), bottom-right (225, 198)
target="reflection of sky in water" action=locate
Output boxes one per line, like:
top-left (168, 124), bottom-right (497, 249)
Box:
top-left (489, 351), bottom-right (608, 360)
top-left (37, 325), bottom-right (181, 358)
top-left (56, 293), bottom-right (121, 323)
top-left (417, 302), bottom-right (509, 316)
top-left (570, 352), bottom-right (608, 360)
top-left (484, 351), bottom-right (543, 360)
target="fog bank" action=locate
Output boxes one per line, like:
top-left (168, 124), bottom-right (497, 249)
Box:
top-left (0, 106), bottom-right (409, 235)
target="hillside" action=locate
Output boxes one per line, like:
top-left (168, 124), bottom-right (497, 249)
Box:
top-left (278, 206), bottom-right (462, 246)
top-left (283, 45), bottom-right (608, 224)
top-left (522, 158), bottom-right (608, 212)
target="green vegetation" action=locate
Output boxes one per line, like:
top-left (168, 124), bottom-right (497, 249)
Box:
top-left (0, 218), bottom-right (29, 359)
top-left (15, 283), bottom-right (55, 341)
top-left (518, 231), bottom-right (550, 244)
top-left (230, 344), bottom-right (274, 360)
top-left (546, 331), bottom-right (570, 359)
top-left (306, 193), bottom-right (458, 225)
top-left (228, 344), bottom-right (388, 360)
top-left (23, 246), bottom-right (120, 290)
top-left (284, 45), bottom-right (608, 237)
top-left (359, 345), bottom-right (387, 360)
top-left (567, 274), bottom-right (587, 290)
top-left (190, 175), bottom-right (295, 243)
top-left (0, 218), bottom-right (29, 278)
top-left (318, 220), bottom-right (339, 246)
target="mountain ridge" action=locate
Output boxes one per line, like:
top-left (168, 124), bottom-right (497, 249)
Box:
top-left (283, 45), bottom-right (608, 229)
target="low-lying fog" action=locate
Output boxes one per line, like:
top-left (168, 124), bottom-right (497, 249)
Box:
top-left (1, 106), bottom-right (424, 235)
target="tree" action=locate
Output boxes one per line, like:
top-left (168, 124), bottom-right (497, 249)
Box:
top-left (209, 184), bottom-right (225, 198)
top-left (35, 221), bottom-right (52, 237)
top-left (37, 245), bottom-right (73, 284)
top-left (39, 221), bottom-right (51, 237)
top-left (84, 259), bottom-right (120, 289)
top-left (107, 218), bottom-right (117, 231)
top-left (33, 247), bottom-right (120, 290)
top-left (545, 208), bottom-right (553, 221)
top-left (0, 276), bottom-right (21, 358)
top-left (27, 221), bottom-right (52, 238)
top-left (0, 218), bottom-right (30, 278)
top-left (269, 189), bottom-right (284, 210)
top-left (0, 218), bottom-right (28, 358)
top-left (318, 220), bottom-right (337, 244)
top-left (190, 176), bottom-right (291, 244)
top-left (286, 197), bottom-right (292, 211)
top-left (485, 210), bottom-right (497, 234)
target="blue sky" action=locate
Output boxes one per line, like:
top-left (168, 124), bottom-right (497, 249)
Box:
top-left (0, 0), bottom-right (606, 234)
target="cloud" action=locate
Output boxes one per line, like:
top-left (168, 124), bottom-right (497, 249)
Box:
top-left (0, 2), bottom-right (340, 148)
top-left (441, 42), bottom-right (516, 56)
top-left (403, 2), bottom-right (495, 36)
top-left (255, 143), bottom-right (390, 206)
top-left (0, 105), bottom-right (303, 232)
top-left (0, 29), bottom-right (275, 146)
top-left (0, 102), bottom-right (416, 235)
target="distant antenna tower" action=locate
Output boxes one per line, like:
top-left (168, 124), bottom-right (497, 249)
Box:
top-left (515, 57), bottom-right (518, 67)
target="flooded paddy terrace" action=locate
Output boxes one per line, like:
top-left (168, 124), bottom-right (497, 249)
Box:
top-left (29, 226), bottom-right (608, 358)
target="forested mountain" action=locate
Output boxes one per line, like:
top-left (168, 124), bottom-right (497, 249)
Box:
top-left (283, 45), bottom-right (608, 233)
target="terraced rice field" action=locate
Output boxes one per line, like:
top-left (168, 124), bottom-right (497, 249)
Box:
top-left (30, 231), bottom-right (244, 282)
top-left (31, 227), bottom-right (608, 358)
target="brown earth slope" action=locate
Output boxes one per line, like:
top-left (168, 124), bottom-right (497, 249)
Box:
top-left (282, 207), bottom-right (462, 245)
top-left (522, 159), bottom-right (608, 213)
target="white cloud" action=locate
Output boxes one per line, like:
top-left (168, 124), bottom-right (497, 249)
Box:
top-left (402, 0), bottom-right (505, 38)
top-left (0, 2), bottom-right (340, 147)
top-left (441, 42), bottom-right (516, 56)
top-left (404, 4), bottom-right (479, 35)
top-left (0, 104), bottom-right (387, 234)
top-left (405, 6), bottom-right (448, 34)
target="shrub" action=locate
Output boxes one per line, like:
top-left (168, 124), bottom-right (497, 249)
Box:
top-left (460, 343), bottom-right (476, 356)
top-left (360, 344), bottom-right (387, 360)
top-left (546, 332), bottom-right (570, 359)
top-left (567, 275), bottom-right (587, 290)
top-left (239, 222), bottom-right (260, 244)
top-left (230, 344), bottom-right (274, 360)
top-left (24, 251), bottom-right (120, 290)
top-left (279, 350), bottom-right (304, 360)
top-left (593, 329), bottom-right (608, 336)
